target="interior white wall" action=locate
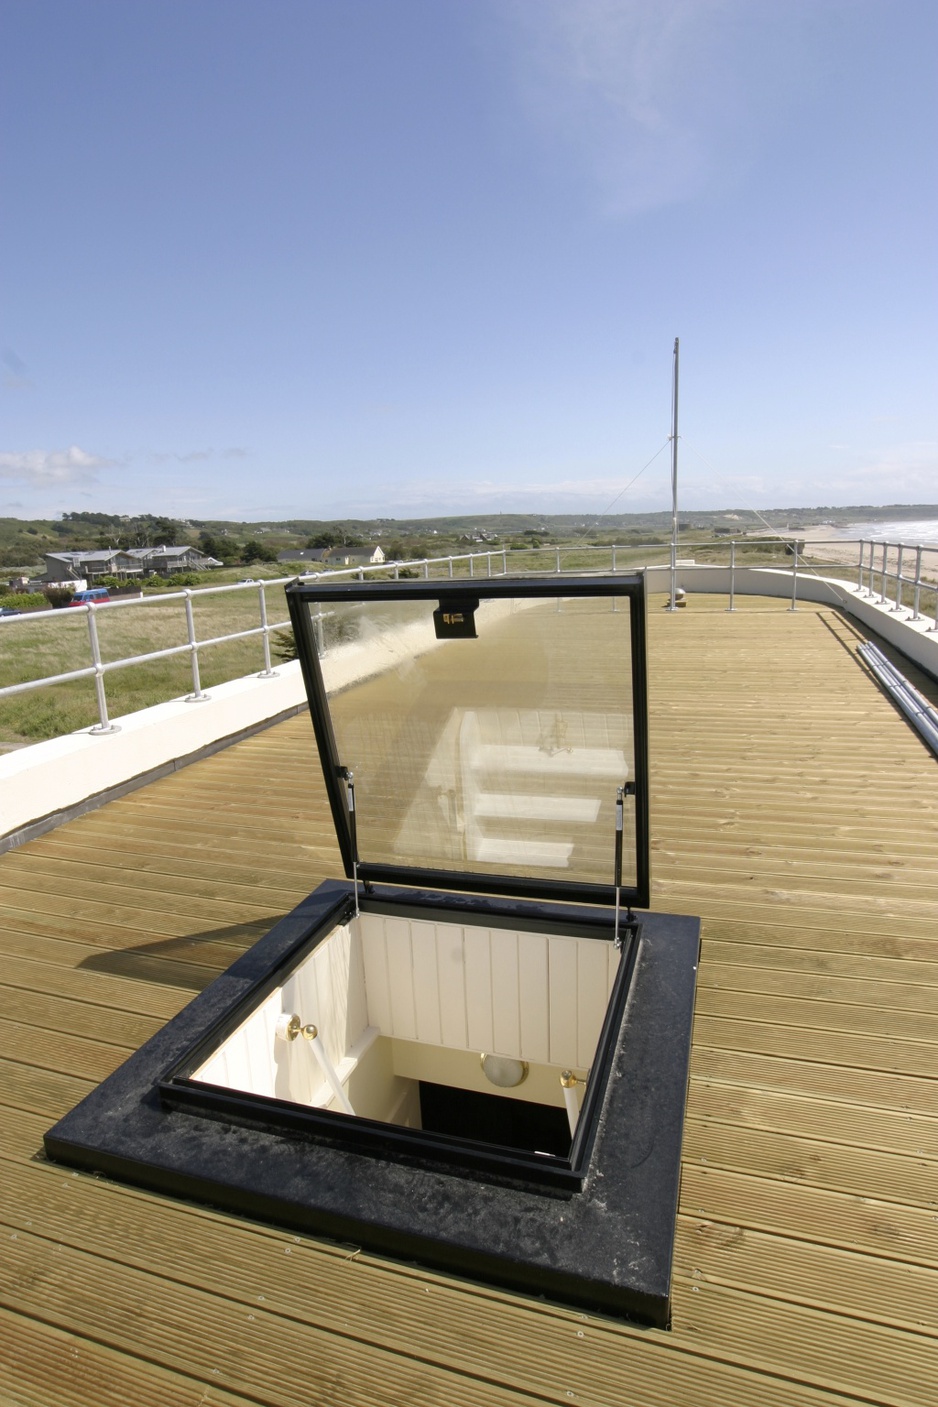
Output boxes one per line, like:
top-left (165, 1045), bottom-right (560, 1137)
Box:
top-left (193, 921), bottom-right (372, 1105)
top-left (344, 1035), bottom-right (419, 1125)
top-left (192, 912), bottom-right (610, 1115)
top-left (358, 912), bottom-right (618, 1070)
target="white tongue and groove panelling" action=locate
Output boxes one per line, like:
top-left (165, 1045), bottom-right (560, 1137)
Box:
top-left (194, 913), bottom-right (619, 1099)
top-left (193, 922), bottom-right (370, 1100)
top-left (358, 913), bottom-right (619, 1070)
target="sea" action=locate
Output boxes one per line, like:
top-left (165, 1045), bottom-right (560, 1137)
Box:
top-left (825, 517), bottom-right (938, 545)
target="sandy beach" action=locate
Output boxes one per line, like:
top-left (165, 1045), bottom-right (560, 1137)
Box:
top-left (762, 526), bottom-right (938, 589)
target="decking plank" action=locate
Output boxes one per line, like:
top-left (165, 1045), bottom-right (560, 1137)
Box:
top-left (693, 1014), bottom-right (938, 1075)
top-left (669, 1277), bottom-right (935, 1407)
top-left (682, 1116), bottom-right (938, 1206)
top-left (687, 1080), bottom-right (938, 1158)
top-left (0, 1309), bottom-right (254, 1407)
top-left (0, 952), bottom-right (195, 1020)
top-left (0, 1156), bottom-right (871, 1407)
top-left (682, 1163), bottom-right (938, 1267)
top-left (690, 1045), bottom-right (938, 1114)
top-left (673, 1219), bottom-right (938, 1338)
top-left (700, 941), bottom-right (938, 985)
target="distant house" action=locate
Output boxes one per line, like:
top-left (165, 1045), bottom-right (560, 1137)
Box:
top-left (42, 549), bottom-right (134, 583)
top-left (277, 546), bottom-right (386, 568)
top-left (124, 545), bottom-right (223, 576)
top-left (40, 546), bottom-right (222, 583)
top-left (42, 553), bottom-right (90, 585)
top-left (331, 546), bottom-right (386, 567)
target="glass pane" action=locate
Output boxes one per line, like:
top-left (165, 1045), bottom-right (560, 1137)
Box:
top-left (314, 594), bottom-right (637, 890)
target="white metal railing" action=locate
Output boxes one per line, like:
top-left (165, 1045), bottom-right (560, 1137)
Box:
top-left (1, 537), bottom-right (936, 739)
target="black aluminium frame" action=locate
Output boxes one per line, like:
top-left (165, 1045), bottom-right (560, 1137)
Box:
top-left (286, 574), bottom-right (651, 911)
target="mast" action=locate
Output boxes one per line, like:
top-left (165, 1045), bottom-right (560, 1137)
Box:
top-left (668, 337), bottom-right (680, 610)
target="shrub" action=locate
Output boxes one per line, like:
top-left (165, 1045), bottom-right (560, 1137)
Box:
top-left (0, 590), bottom-right (53, 611)
top-left (95, 575), bottom-right (143, 592)
top-left (142, 571), bottom-right (211, 590)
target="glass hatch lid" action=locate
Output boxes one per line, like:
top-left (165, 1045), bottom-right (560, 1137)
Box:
top-left (286, 576), bottom-right (650, 908)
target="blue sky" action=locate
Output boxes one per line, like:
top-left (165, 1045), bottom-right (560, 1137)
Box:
top-left (1, 0), bottom-right (936, 522)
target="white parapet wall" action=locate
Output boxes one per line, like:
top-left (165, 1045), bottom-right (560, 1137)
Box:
top-left (644, 564), bottom-right (938, 681)
top-left (0, 665), bottom-right (311, 848)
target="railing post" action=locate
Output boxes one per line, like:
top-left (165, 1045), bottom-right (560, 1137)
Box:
top-left (788, 540), bottom-right (799, 611)
top-left (184, 590), bottom-right (208, 701)
top-left (892, 545), bottom-right (905, 612)
top-left (257, 583), bottom-right (278, 677)
top-left (486, 552), bottom-right (492, 577)
top-left (85, 606), bottom-right (119, 734)
top-left (469, 554), bottom-right (475, 578)
top-left (555, 546), bottom-right (561, 573)
top-left (422, 560), bottom-right (429, 579)
top-left (912, 546), bottom-right (923, 620)
top-left (880, 543), bottom-right (889, 604)
top-left (727, 541), bottom-right (736, 612)
top-left (612, 544), bottom-right (617, 572)
top-left (856, 540), bottom-right (865, 592)
top-left (393, 563), bottom-right (400, 580)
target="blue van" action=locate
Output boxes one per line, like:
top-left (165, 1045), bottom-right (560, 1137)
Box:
top-left (68, 587), bottom-right (111, 606)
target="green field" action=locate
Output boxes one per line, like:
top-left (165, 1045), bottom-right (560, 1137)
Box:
top-left (0, 568), bottom-right (292, 746)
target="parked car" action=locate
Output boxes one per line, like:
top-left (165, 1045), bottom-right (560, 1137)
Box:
top-left (68, 587), bottom-right (111, 606)
top-left (0, 605), bottom-right (21, 617)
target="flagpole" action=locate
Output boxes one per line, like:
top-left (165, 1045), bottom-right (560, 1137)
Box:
top-left (668, 337), bottom-right (680, 611)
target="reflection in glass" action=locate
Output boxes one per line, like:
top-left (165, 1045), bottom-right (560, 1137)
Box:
top-left (317, 595), bottom-right (637, 890)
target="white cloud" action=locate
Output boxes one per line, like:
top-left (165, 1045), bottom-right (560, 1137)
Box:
top-left (0, 444), bottom-right (118, 486)
top-left (151, 448), bottom-right (214, 464)
top-left (682, 441), bottom-right (938, 511)
top-left (148, 446), bottom-right (249, 464)
top-left (500, 0), bottom-right (804, 215)
top-left (322, 470), bottom-right (672, 519)
top-left (823, 442), bottom-right (938, 500)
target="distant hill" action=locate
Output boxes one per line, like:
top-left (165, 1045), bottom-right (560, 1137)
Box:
top-left (2, 503), bottom-right (936, 574)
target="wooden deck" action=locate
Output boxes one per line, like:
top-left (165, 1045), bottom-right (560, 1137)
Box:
top-left (2, 594), bottom-right (937, 1407)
